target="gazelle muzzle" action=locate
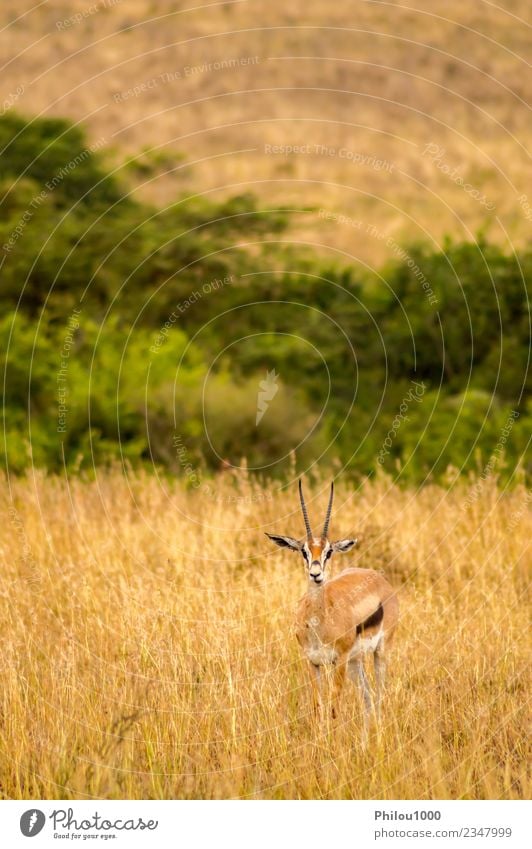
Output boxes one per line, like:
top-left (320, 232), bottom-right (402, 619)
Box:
top-left (309, 559), bottom-right (323, 582)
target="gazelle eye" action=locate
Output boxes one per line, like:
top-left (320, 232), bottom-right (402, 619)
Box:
top-left (325, 549), bottom-right (333, 560)
top-left (302, 549), bottom-right (309, 561)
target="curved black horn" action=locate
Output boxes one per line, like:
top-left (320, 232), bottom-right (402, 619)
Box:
top-left (298, 479), bottom-right (313, 539)
top-left (322, 482), bottom-right (334, 539)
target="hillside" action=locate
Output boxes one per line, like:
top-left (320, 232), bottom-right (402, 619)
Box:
top-left (2, 0), bottom-right (531, 264)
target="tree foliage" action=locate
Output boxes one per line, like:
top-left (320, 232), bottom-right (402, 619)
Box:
top-left (1, 113), bottom-right (530, 480)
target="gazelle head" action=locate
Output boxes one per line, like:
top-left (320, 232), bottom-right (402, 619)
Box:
top-left (266, 480), bottom-right (357, 584)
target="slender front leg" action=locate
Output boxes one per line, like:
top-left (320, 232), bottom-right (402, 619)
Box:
top-left (348, 658), bottom-right (372, 745)
top-left (331, 659), bottom-right (347, 720)
top-left (374, 649), bottom-right (386, 719)
top-left (308, 663), bottom-right (323, 721)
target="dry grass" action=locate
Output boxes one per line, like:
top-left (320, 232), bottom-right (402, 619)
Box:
top-left (0, 468), bottom-right (529, 799)
top-left (1, 1), bottom-right (531, 264)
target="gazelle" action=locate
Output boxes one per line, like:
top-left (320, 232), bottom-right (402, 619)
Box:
top-left (266, 480), bottom-right (399, 734)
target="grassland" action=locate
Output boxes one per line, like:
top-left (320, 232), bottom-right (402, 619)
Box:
top-left (2, 0), bottom-right (531, 264)
top-left (0, 469), bottom-right (529, 799)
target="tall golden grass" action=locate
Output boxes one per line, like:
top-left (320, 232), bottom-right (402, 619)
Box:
top-left (0, 468), bottom-right (529, 799)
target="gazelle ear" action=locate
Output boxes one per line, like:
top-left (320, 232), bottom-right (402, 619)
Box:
top-left (332, 538), bottom-right (357, 553)
top-left (265, 533), bottom-right (302, 551)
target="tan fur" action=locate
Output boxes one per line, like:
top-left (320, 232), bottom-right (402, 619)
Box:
top-left (296, 567), bottom-right (399, 658)
top-left (308, 541), bottom-right (324, 562)
top-left (267, 480), bottom-right (399, 726)
top-left (296, 566), bottom-right (399, 721)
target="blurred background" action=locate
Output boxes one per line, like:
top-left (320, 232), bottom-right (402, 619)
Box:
top-left (1, 0), bottom-right (530, 482)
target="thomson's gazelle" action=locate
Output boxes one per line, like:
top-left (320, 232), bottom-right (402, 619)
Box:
top-left (267, 480), bottom-right (399, 733)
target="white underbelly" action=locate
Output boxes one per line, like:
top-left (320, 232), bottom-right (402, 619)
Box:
top-left (305, 645), bottom-right (338, 666)
top-left (302, 627), bottom-right (384, 666)
top-left (349, 628), bottom-right (383, 658)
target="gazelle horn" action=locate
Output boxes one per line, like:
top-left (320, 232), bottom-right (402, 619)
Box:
top-left (298, 479), bottom-right (313, 540)
top-left (321, 482), bottom-right (334, 540)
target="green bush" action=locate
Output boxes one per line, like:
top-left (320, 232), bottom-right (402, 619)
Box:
top-left (1, 113), bottom-right (530, 481)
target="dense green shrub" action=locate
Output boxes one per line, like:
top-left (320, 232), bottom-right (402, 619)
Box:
top-left (1, 113), bottom-right (530, 480)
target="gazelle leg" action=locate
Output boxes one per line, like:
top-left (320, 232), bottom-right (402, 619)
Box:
top-left (348, 658), bottom-right (372, 745)
top-left (308, 663), bottom-right (323, 721)
top-left (331, 659), bottom-right (347, 720)
top-left (374, 649), bottom-right (386, 719)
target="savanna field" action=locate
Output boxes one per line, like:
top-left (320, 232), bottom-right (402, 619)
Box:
top-left (1, 470), bottom-right (529, 800)
top-left (0, 0), bottom-right (531, 810)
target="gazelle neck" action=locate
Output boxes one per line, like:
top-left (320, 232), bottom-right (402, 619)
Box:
top-left (307, 579), bottom-right (326, 599)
